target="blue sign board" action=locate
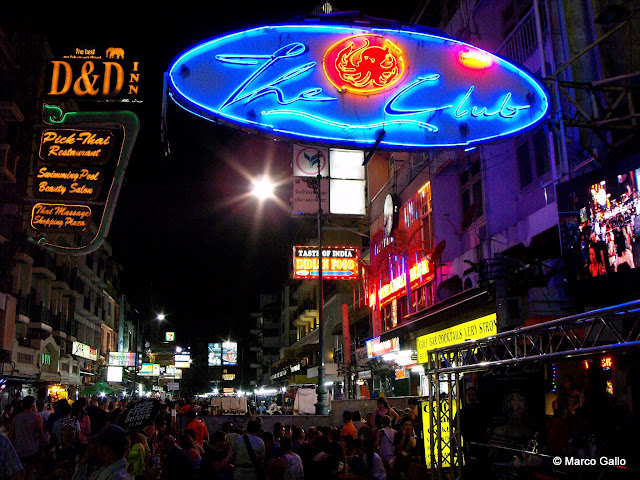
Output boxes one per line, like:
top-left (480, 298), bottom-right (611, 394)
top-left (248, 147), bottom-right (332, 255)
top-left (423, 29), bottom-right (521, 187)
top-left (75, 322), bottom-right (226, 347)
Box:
top-left (167, 23), bottom-right (549, 149)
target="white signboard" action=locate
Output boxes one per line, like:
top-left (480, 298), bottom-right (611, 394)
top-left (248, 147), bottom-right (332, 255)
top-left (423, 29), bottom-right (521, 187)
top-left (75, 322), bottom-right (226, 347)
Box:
top-left (293, 145), bottom-right (329, 177)
top-left (72, 341), bottom-right (97, 361)
top-left (107, 366), bottom-right (123, 382)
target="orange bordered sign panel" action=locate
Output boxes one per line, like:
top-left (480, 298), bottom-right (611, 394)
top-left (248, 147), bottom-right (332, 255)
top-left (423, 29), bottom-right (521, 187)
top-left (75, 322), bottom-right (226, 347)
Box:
top-left (293, 246), bottom-right (359, 280)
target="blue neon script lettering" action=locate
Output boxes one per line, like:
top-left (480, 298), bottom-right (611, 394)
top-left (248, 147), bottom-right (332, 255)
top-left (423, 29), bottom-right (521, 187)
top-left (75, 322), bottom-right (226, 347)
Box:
top-left (454, 86), bottom-right (530, 118)
top-left (385, 75), bottom-right (452, 115)
top-left (217, 43), bottom-right (336, 110)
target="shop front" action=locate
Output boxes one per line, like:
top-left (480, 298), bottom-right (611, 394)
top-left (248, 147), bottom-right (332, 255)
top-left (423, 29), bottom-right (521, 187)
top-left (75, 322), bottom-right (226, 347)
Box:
top-left (421, 301), bottom-right (640, 480)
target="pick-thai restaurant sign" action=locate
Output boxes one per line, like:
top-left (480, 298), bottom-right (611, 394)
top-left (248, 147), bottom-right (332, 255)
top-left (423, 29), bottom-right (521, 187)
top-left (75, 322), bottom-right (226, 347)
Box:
top-left (167, 23), bottom-right (549, 149)
top-left (293, 246), bottom-right (359, 279)
top-left (39, 129), bottom-right (114, 164)
top-left (27, 105), bottom-right (139, 255)
top-left (45, 46), bottom-right (142, 102)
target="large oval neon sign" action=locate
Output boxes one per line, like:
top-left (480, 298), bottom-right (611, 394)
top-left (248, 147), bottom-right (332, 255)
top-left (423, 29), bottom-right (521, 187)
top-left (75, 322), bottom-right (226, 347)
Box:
top-left (167, 23), bottom-right (549, 149)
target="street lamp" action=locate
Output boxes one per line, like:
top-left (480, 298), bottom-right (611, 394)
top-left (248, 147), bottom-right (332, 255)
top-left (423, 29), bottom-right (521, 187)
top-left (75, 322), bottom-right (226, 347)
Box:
top-left (251, 170), bottom-right (329, 415)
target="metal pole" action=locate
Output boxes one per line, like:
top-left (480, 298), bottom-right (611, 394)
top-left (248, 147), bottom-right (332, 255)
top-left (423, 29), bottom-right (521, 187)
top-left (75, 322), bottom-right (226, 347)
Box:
top-left (316, 160), bottom-right (329, 415)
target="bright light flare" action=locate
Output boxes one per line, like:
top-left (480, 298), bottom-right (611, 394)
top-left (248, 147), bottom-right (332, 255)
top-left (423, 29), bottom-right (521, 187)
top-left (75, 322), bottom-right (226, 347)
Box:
top-left (157, 313), bottom-right (166, 321)
top-left (251, 177), bottom-right (276, 200)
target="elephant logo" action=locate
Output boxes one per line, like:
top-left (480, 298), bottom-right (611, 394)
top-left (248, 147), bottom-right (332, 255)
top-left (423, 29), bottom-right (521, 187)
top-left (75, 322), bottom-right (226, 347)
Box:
top-left (106, 47), bottom-right (125, 59)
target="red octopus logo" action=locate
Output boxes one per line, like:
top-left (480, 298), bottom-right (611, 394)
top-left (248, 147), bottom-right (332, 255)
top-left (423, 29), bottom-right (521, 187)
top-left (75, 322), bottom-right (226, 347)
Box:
top-left (323, 34), bottom-right (407, 95)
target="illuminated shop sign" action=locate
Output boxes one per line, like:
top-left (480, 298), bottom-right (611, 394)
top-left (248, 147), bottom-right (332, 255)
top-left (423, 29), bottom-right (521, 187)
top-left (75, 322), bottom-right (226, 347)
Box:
top-left (222, 374), bottom-right (236, 381)
top-left (28, 106), bottom-right (139, 255)
top-left (293, 246), bottom-right (359, 279)
top-left (366, 336), bottom-right (400, 359)
top-left (375, 257), bottom-right (434, 306)
top-left (174, 354), bottom-right (191, 362)
top-left (41, 354), bottom-right (51, 366)
top-left (167, 23), bottom-right (549, 149)
top-left (30, 203), bottom-right (92, 232)
top-left (108, 352), bottom-right (137, 367)
top-left (165, 332), bottom-right (175, 341)
top-left (38, 129), bottom-right (114, 164)
top-left (416, 313), bottom-right (497, 363)
top-left (208, 343), bottom-right (222, 366)
top-left (45, 46), bottom-right (142, 102)
top-left (72, 341), bottom-right (97, 361)
top-left (34, 167), bottom-right (103, 201)
top-left (222, 342), bottom-right (237, 366)
top-left (139, 363), bottom-right (161, 376)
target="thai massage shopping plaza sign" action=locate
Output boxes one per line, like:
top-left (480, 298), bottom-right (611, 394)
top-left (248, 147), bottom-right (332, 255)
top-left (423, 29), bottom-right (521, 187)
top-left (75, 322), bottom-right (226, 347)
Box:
top-left (167, 22), bottom-right (549, 149)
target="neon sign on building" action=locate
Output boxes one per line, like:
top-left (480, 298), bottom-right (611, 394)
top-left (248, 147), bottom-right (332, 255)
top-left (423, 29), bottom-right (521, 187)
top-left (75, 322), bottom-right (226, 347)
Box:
top-left (293, 246), bottom-right (359, 280)
top-left (167, 23), bottom-right (549, 149)
top-left (373, 257), bottom-right (435, 306)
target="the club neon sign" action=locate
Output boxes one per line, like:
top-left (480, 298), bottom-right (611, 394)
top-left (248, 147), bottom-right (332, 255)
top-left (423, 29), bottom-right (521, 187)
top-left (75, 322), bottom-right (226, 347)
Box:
top-left (167, 23), bottom-right (549, 149)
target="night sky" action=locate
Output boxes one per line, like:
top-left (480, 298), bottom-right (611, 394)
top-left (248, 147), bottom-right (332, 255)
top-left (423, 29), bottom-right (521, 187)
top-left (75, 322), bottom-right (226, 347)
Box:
top-left (2, 1), bottom-right (420, 344)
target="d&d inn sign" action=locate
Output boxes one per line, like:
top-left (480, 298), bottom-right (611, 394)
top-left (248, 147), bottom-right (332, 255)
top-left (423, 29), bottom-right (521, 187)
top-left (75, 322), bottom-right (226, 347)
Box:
top-left (45, 46), bottom-right (142, 101)
top-left (167, 21), bottom-right (549, 149)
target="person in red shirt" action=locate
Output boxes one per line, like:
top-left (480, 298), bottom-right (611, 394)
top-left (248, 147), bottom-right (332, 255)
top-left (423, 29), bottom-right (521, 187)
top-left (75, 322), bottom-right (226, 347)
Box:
top-left (185, 410), bottom-right (209, 447)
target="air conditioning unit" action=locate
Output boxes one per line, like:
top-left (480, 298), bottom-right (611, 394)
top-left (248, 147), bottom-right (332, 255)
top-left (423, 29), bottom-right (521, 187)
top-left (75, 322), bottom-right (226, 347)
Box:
top-left (0, 144), bottom-right (17, 183)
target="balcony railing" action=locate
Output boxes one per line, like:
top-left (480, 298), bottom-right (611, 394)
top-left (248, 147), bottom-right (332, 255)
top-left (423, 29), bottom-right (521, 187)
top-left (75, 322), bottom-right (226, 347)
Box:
top-left (498, 2), bottom-right (548, 66)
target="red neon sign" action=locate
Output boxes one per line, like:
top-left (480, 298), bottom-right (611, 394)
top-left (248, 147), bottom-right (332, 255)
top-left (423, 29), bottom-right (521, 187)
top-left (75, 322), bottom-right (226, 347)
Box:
top-left (323, 34), bottom-right (407, 95)
top-left (601, 356), bottom-right (613, 369)
top-left (376, 257), bottom-right (434, 306)
top-left (458, 48), bottom-right (494, 69)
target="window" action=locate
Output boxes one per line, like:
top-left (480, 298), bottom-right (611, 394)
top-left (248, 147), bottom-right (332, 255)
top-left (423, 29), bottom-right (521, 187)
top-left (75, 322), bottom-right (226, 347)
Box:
top-left (460, 158), bottom-right (483, 221)
top-left (517, 129), bottom-right (550, 189)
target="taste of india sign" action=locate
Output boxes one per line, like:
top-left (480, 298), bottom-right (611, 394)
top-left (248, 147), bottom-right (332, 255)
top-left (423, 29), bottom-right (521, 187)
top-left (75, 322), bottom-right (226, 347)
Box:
top-left (167, 22), bottom-right (549, 149)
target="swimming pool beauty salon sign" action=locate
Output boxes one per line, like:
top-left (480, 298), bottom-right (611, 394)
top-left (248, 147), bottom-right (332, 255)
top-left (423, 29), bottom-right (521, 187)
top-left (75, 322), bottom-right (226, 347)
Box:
top-left (166, 21), bottom-right (549, 149)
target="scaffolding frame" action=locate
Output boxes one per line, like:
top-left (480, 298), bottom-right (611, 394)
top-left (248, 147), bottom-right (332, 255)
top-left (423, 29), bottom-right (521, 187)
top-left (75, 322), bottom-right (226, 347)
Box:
top-left (425, 299), bottom-right (640, 480)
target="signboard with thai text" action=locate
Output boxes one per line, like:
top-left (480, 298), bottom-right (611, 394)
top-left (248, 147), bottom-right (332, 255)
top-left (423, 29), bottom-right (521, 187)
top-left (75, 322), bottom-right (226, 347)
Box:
top-left (167, 23), bottom-right (549, 150)
top-left (45, 46), bottom-right (142, 102)
top-left (108, 352), bottom-right (137, 367)
top-left (293, 246), bottom-right (359, 280)
top-left (416, 313), bottom-right (497, 364)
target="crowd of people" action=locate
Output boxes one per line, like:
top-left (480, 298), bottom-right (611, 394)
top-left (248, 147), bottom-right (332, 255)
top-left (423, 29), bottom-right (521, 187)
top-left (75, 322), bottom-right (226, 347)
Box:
top-left (0, 395), bottom-right (424, 480)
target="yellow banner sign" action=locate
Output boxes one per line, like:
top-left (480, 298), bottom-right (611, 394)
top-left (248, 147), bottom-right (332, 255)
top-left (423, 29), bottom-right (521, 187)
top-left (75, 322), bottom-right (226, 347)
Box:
top-left (421, 400), bottom-right (456, 468)
top-left (417, 313), bottom-right (497, 364)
